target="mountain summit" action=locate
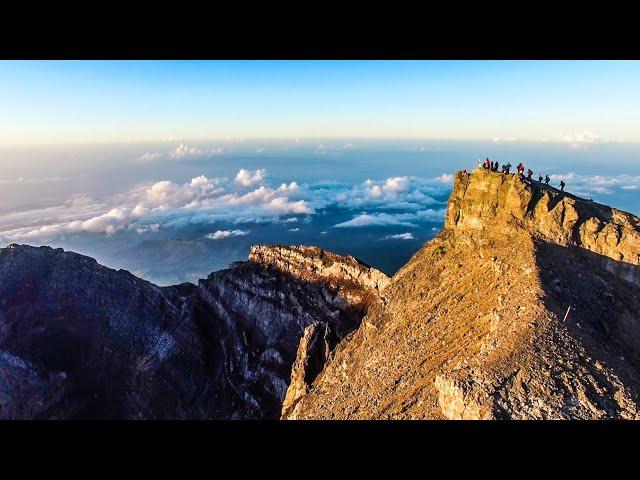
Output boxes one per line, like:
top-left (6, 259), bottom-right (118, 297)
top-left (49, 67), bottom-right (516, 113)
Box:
top-left (1, 168), bottom-right (639, 419)
top-left (284, 168), bottom-right (640, 419)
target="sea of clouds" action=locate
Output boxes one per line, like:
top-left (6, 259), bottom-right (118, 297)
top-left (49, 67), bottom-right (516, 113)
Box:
top-left (0, 168), bottom-right (454, 244)
top-left (2, 164), bottom-right (640, 246)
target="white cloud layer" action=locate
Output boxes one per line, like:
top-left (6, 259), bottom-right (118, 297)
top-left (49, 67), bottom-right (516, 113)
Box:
top-left (547, 172), bottom-right (640, 196)
top-left (206, 229), bottom-right (249, 240)
top-left (0, 169), bottom-right (312, 241)
top-left (333, 209), bottom-right (446, 228)
top-left (136, 143), bottom-right (225, 163)
top-left (559, 130), bottom-right (606, 148)
top-left (0, 171), bottom-right (453, 243)
top-left (383, 232), bottom-right (415, 240)
top-left (235, 169), bottom-right (267, 187)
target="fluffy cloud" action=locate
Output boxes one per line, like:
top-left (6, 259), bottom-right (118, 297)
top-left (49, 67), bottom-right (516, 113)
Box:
top-left (547, 172), bottom-right (640, 196)
top-left (235, 169), bottom-right (267, 187)
top-left (206, 229), bottom-right (249, 240)
top-left (334, 213), bottom-right (415, 228)
top-left (333, 209), bottom-right (446, 228)
top-left (560, 130), bottom-right (606, 148)
top-left (383, 232), bottom-right (415, 240)
top-left (136, 144), bottom-right (225, 163)
top-left (330, 175), bottom-right (449, 212)
top-left (436, 173), bottom-right (454, 184)
top-left (170, 143), bottom-right (207, 160)
top-left (0, 171), bottom-right (451, 243)
top-left (0, 169), bottom-right (313, 241)
top-left (382, 177), bottom-right (410, 194)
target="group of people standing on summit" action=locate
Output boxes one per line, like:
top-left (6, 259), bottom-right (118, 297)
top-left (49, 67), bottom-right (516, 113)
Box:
top-left (478, 158), bottom-right (566, 192)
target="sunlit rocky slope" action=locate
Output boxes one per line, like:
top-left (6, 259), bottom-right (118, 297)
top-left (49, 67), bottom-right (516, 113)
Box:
top-left (284, 168), bottom-right (640, 419)
top-left (2, 167), bottom-right (639, 420)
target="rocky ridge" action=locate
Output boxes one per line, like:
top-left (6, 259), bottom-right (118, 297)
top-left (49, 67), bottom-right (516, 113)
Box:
top-left (0, 243), bottom-right (388, 419)
top-left (3, 167), bottom-right (640, 420)
top-left (285, 168), bottom-right (640, 419)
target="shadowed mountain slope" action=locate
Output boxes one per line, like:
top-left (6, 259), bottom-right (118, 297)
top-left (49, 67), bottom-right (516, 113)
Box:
top-left (0, 244), bottom-right (387, 419)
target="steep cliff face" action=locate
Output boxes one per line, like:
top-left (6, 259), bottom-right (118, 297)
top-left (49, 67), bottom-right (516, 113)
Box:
top-left (195, 245), bottom-right (388, 418)
top-left (4, 168), bottom-right (640, 420)
top-left (285, 168), bottom-right (640, 420)
top-left (0, 244), bottom-right (387, 419)
top-left (446, 168), bottom-right (640, 284)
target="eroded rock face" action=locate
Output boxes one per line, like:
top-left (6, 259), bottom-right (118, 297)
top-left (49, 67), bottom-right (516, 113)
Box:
top-left (286, 169), bottom-right (640, 420)
top-left (249, 245), bottom-right (390, 295)
top-left (0, 243), bottom-right (388, 419)
top-left (434, 374), bottom-right (494, 420)
top-left (281, 322), bottom-right (338, 419)
top-left (196, 245), bottom-right (388, 418)
top-left (446, 169), bottom-right (640, 277)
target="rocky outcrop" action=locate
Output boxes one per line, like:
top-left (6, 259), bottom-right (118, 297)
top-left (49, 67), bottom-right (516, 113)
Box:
top-left (249, 245), bottom-right (390, 295)
top-left (0, 243), bottom-right (388, 419)
top-left (281, 322), bottom-right (338, 419)
top-left (195, 245), bottom-right (388, 418)
top-left (286, 169), bottom-right (640, 420)
top-left (4, 168), bottom-right (640, 420)
top-left (446, 169), bottom-right (640, 283)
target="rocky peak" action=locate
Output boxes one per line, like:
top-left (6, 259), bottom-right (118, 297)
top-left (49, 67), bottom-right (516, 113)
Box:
top-left (0, 241), bottom-right (389, 419)
top-left (198, 244), bottom-right (390, 418)
top-left (284, 168), bottom-right (640, 420)
top-left (248, 245), bottom-right (390, 295)
top-left (446, 168), bottom-right (640, 284)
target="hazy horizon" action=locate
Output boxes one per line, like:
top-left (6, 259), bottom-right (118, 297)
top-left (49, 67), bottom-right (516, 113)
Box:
top-left (2, 138), bottom-right (640, 285)
top-left (2, 61), bottom-right (640, 284)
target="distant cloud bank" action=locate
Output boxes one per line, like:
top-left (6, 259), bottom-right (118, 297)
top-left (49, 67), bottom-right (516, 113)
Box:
top-left (383, 232), bottom-right (415, 240)
top-left (206, 229), bottom-right (249, 240)
top-left (0, 169), bottom-right (453, 243)
top-left (136, 143), bottom-right (225, 163)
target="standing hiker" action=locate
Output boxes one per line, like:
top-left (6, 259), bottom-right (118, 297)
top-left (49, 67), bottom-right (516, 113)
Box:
top-left (538, 174), bottom-right (543, 183)
top-left (544, 175), bottom-right (550, 185)
top-left (559, 180), bottom-right (566, 192)
top-left (527, 169), bottom-right (533, 180)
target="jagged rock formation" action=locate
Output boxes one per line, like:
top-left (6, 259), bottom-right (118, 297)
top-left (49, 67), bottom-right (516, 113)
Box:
top-left (4, 168), bottom-right (640, 420)
top-left (0, 244), bottom-right (387, 419)
top-left (447, 169), bottom-right (640, 284)
top-left (281, 322), bottom-right (338, 419)
top-left (285, 168), bottom-right (640, 419)
top-left (195, 245), bottom-right (388, 418)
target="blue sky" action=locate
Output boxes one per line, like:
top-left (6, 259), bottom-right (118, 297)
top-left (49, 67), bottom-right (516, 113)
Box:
top-left (1, 60), bottom-right (640, 144)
